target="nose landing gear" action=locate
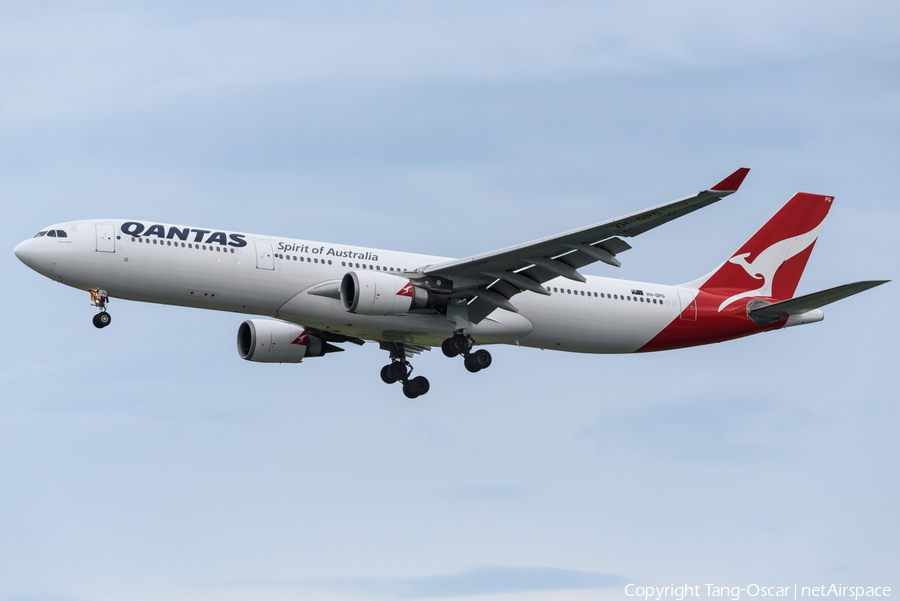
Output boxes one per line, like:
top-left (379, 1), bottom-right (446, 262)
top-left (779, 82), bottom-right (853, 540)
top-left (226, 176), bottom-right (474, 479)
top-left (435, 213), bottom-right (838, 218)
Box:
top-left (441, 332), bottom-right (492, 373)
top-left (379, 343), bottom-right (431, 398)
top-left (92, 312), bottom-right (111, 328)
top-left (91, 289), bottom-right (111, 329)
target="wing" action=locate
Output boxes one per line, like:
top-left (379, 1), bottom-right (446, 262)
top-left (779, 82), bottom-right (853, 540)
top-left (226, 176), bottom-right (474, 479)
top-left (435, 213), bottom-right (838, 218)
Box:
top-left (421, 168), bottom-right (750, 323)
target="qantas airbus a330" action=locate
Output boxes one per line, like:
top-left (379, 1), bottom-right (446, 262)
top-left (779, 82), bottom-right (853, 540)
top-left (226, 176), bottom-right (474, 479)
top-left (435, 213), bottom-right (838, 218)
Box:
top-left (14, 168), bottom-right (887, 398)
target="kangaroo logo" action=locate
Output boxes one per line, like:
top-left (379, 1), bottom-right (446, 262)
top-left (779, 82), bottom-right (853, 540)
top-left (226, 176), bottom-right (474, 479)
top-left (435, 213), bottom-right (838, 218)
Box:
top-left (397, 282), bottom-right (414, 297)
top-left (718, 221), bottom-right (824, 312)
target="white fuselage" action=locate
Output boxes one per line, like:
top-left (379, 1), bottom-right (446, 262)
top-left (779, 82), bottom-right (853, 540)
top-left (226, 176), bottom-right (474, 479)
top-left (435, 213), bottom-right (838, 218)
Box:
top-left (15, 219), bottom-right (691, 353)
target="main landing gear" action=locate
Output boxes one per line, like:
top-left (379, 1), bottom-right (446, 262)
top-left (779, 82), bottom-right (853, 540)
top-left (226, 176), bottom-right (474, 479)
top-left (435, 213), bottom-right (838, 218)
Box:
top-left (380, 343), bottom-right (430, 399)
top-left (441, 332), bottom-right (492, 373)
top-left (90, 289), bottom-right (112, 329)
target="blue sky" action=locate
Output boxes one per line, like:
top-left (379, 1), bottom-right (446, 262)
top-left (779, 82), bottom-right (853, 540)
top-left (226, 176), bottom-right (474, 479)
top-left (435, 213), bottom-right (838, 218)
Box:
top-left (1, 2), bottom-right (898, 600)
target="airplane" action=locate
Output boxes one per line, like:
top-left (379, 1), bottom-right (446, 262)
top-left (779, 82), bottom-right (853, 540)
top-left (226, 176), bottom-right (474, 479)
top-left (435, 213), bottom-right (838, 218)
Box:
top-left (13, 168), bottom-right (888, 398)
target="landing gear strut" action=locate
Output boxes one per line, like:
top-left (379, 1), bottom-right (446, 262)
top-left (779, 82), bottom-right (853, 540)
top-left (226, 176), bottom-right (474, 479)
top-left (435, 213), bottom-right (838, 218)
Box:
top-left (442, 332), bottom-right (492, 373)
top-left (90, 289), bottom-right (111, 329)
top-left (380, 343), bottom-right (430, 399)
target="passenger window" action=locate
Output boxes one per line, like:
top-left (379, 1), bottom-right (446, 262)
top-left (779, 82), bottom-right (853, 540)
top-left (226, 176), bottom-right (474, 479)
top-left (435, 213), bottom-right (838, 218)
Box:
top-left (231, 248), bottom-right (234, 253)
top-left (328, 260), bottom-right (332, 265)
top-left (202, 245), bottom-right (206, 250)
top-left (314, 258), bottom-right (318, 263)
top-left (34, 231), bottom-right (48, 237)
top-left (216, 246), bottom-right (220, 252)
top-left (580, 291), bottom-right (584, 296)
top-left (47, 230), bottom-right (57, 238)
top-left (56, 230), bottom-right (67, 238)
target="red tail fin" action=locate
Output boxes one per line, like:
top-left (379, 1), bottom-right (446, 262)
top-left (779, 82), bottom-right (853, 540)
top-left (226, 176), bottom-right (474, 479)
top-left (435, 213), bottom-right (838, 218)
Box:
top-left (693, 193), bottom-right (833, 311)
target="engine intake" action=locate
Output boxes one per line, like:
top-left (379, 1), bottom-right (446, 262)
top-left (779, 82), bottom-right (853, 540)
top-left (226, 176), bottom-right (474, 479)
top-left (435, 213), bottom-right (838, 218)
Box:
top-left (236, 319), bottom-right (327, 363)
top-left (340, 271), bottom-right (434, 315)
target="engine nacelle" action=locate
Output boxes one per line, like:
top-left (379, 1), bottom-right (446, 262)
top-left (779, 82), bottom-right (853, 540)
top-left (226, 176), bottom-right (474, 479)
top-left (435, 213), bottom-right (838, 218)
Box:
top-left (236, 319), bottom-right (326, 363)
top-left (340, 271), bottom-right (434, 315)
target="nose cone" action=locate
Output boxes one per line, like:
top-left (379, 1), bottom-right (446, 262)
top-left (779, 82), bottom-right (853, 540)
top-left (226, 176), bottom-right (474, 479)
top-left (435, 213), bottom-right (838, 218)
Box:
top-left (14, 239), bottom-right (33, 264)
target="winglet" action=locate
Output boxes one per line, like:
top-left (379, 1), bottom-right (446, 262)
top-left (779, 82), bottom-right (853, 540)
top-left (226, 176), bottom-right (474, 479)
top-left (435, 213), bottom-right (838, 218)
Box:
top-left (711, 167), bottom-right (751, 192)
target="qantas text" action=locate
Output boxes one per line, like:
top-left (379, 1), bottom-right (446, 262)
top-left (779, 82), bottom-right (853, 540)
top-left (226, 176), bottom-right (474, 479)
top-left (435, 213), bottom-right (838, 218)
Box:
top-left (121, 222), bottom-right (246, 247)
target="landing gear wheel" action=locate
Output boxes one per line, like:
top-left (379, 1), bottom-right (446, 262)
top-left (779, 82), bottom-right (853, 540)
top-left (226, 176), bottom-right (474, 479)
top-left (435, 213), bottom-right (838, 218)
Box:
top-left (402, 376), bottom-right (430, 398)
top-left (471, 349), bottom-right (492, 371)
top-left (380, 365), bottom-right (397, 384)
top-left (449, 334), bottom-right (470, 356)
top-left (388, 361), bottom-right (408, 381)
top-left (410, 376), bottom-right (430, 396)
top-left (93, 312), bottom-right (111, 329)
top-left (441, 337), bottom-right (459, 358)
top-left (464, 354), bottom-right (480, 373)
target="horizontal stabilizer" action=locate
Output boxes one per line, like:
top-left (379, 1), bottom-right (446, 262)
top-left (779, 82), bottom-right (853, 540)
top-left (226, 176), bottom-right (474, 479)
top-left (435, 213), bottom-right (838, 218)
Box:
top-left (748, 280), bottom-right (889, 319)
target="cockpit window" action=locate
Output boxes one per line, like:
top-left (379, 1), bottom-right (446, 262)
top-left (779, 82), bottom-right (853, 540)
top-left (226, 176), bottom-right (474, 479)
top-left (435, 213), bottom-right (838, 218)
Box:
top-left (56, 230), bottom-right (67, 238)
top-left (46, 230), bottom-right (57, 237)
top-left (34, 231), bottom-right (48, 238)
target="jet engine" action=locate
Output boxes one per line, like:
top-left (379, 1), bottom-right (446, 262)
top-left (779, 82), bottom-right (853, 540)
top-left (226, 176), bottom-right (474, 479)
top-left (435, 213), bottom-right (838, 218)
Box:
top-left (340, 271), bottom-right (434, 315)
top-left (236, 319), bottom-right (328, 363)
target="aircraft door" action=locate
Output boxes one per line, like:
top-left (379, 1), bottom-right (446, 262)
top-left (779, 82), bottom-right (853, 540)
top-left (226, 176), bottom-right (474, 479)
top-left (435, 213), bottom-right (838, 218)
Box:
top-left (95, 224), bottom-right (116, 253)
top-left (677, 290), bottom-right (697, 321)
top-left (255, 241), bottom-right (275, 270)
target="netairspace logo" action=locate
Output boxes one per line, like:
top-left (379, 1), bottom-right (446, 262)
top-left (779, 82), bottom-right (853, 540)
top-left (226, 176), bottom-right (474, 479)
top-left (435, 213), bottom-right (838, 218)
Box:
top-left (625, 584), bottom-right (891, 601)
